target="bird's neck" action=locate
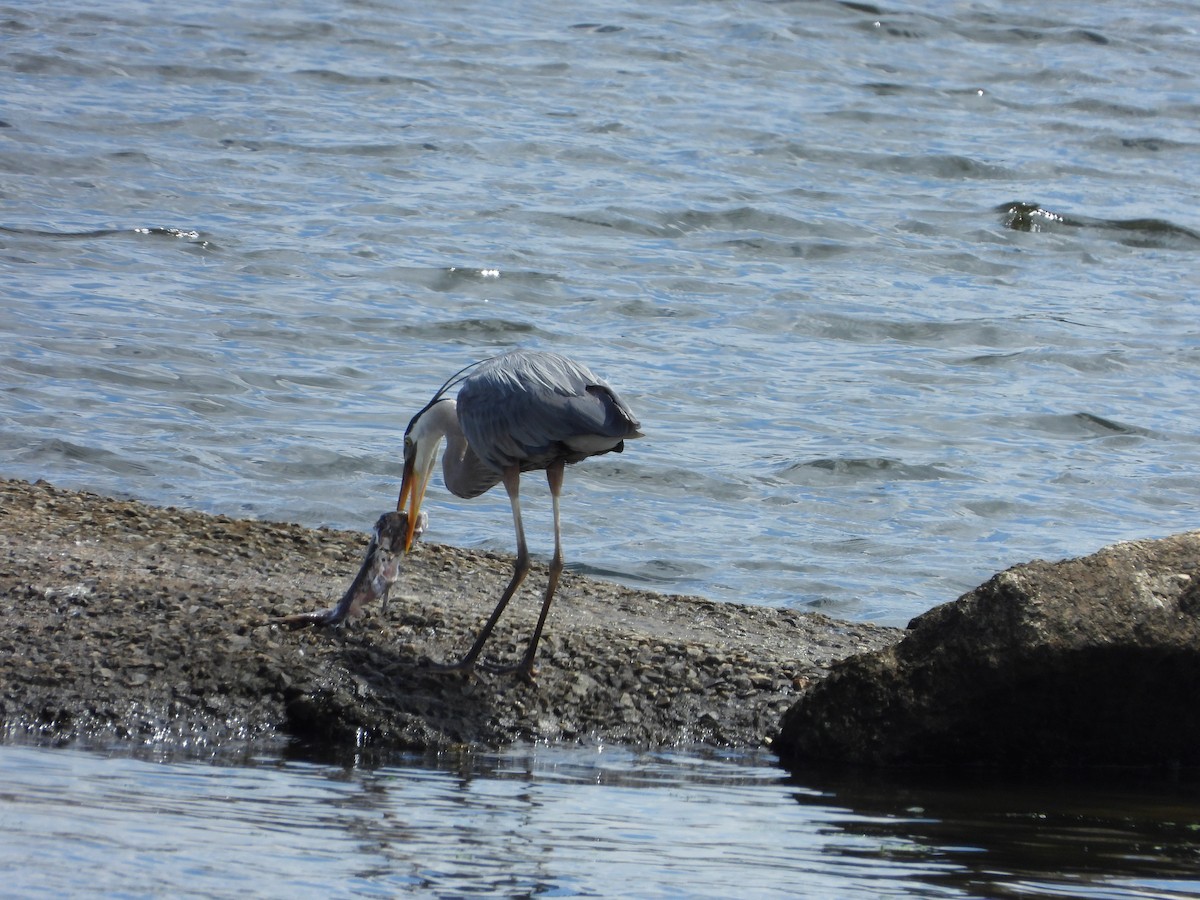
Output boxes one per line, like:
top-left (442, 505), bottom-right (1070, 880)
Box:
top-left (420, 397), bottom-right (460, 445)
top-left (419, 397), bottom-right (501, 498)
top-left (422, 398), bottom-right (473, 493)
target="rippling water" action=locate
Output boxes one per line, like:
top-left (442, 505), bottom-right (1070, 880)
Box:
top-left (2, 742), bottom-right (1199, 900)
top-left (4, 0), bottom-right (1198, 625)
top-left (3, 0), bottom-right (1199, 894)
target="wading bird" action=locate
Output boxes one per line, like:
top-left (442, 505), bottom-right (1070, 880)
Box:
top-left (396, 349), bottom-right (642, 678)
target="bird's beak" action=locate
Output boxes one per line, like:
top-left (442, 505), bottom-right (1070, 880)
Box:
top-left (396, 452), bottom-right (432, 553)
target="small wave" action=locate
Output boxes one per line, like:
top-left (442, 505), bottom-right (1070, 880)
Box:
top-left (409, 317), bottom-right (543, 342)
top-left (568, 23), bottom-right (625, 34)
top-left (1026, 412), bottom-right (1157, 440)
top-left (428, 266), bottom-right (510, 290)
top-left (293, 69), bottom-right (436, 89)
top-left (839, 2), bottom-right (885, 17)
top-left (950, 348), bottom-right (1129, 375)
top-left (1105, 136), bottom-right (1194, 154)
top-left (764, 143), bottom-right (1014, 180)
top-left (721, 237), bottom-right (858, 261)
top-left (980, 26), bottom-right (1110, 46)
top-left (18, 438), bottom-right (155, 477)
top-left (0, 224), bottom-right (212, 248)
top-left (148, 63), bottom-right (259, 85)
top-left (867, 153), bottom-right (1013, 179)
top-left (778, 457), bottom-right (962, 483)
top-left (997, 202), bottom-right (1200, 249)
top-left (549, 205), bottom-right (820, 240)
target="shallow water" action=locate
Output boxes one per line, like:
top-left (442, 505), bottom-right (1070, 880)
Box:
top-left (2, 742), bottom-right (1199, 899)
top-left (3, 0), bottom-right (1200, 894)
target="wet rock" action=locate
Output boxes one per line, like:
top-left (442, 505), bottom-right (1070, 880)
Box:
top-left (0, 478), bottom-right (900, 753)
top-left (776, 532), bottom-right (1200, 770)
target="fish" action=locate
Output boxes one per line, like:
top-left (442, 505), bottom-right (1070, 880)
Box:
top-left (275, 510), bottom-right (427, 628)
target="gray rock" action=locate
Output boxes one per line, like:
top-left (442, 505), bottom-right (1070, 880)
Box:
top-left (776, 532), bottom-right (1200, 769)
top-left (0, 478), bottom-right (900, 753)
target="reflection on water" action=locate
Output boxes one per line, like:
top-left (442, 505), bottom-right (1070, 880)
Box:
top-left (794, 769), bottom-right (1200, 900)
top-left (2, 742), bottom-right (1198, 899)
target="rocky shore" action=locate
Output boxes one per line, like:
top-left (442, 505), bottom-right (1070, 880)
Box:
top-left (777, 529), bottom-right (1200, 770)
top-left (0, 478), bottom-right (900, 755)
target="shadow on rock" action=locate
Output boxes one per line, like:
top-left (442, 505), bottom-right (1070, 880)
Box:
top-left (776, 532), bottom-right (1200, 771)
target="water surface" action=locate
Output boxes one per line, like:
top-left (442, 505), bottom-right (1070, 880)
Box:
top-left (2, 0), bottom-right (1199, 895)
top-left (3, 0), bottom-right (1197, 624)
top-left (3, 742), bottom-right (1199, 899)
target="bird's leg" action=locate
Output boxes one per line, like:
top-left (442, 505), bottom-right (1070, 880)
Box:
top-left (481, 460), bottom-right (565, 680)
top-left (513, 459), bottom-right (565, 680)
top-left (432, 465), bottom-right (529, 673)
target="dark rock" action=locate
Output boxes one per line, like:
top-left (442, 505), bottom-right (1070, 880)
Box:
top-left (0, 477), bottom-right (900, 753)
top-left (776, 532), bottom-right (1200, 770)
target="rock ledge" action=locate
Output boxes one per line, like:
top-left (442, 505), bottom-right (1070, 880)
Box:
top-left (1, 478), bottom-right (899, 754)
top-left (777, 531), bottom-right (1200, 769)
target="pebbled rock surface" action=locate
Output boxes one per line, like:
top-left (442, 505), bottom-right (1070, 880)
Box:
top-left (0, 478), bottom-right (900, 754)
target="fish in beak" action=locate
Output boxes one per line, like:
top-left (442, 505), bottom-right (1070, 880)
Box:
top-left (397, 432), bottom-right (437, 552)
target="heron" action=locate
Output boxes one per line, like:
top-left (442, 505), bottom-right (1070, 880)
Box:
top-left (396, 348), bottom-right (642, 678)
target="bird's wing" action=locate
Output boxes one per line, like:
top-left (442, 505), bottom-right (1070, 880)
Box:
top-left (457, 350), bottom-right (639, 472)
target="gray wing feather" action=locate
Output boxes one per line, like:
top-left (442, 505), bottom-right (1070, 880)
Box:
top-left (457, 350), bottom-right (640, 473)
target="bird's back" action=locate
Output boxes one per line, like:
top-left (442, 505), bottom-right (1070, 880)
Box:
top-left (457, 350), bottom-right (641, 473)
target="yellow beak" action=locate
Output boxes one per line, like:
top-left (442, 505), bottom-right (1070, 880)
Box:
top-left (396, 453), bottom-right (432, 552)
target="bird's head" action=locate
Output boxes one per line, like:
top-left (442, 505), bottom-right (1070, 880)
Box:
top-left (396, 400), bottom-right (447, 552)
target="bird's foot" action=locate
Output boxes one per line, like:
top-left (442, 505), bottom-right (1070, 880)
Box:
top-left (476, 659), bottom-right (538, 682)
top-left (273, 607), bottom-right (347, 629)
